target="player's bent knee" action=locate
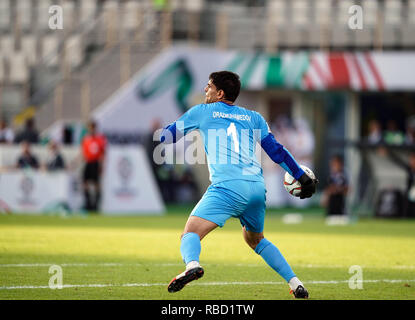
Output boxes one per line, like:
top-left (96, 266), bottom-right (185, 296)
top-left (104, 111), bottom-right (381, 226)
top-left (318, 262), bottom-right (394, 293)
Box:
top-left (243, 230), bottom-right (264, 250)
top-left (247, 237), bottom-right (264, 250)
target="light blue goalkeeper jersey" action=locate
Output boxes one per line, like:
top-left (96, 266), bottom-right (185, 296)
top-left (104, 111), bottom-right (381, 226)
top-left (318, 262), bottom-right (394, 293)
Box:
top-left (174, 101), bottom-right (270, 185)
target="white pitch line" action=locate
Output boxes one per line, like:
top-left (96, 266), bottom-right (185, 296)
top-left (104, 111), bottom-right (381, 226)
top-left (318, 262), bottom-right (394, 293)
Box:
top-left (1, 279), bottom-right (415, 290)
top-left (0, 263), bottom-right (183, 268)
top-left (0, 262), bottom-right (414, 270)
top-left (0, 263), bottom-right (264, 268)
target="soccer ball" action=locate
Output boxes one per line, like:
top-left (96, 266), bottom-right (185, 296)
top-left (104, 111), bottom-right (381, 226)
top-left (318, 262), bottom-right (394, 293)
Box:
top-left (284, 165), bottom-right (316, 197)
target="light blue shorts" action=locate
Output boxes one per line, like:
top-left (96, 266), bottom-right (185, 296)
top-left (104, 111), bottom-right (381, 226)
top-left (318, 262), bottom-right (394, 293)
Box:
top-left (190, 180), bottom-right (267, 233)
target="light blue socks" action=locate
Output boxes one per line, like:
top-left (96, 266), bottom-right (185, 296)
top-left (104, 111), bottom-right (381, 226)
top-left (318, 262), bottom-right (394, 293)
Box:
top-left (180, 232), bottom-right (201, 264)
top-left (180, 233), bottom-right (295, 283)
top-left (254, 238), bottom-right (296, 282)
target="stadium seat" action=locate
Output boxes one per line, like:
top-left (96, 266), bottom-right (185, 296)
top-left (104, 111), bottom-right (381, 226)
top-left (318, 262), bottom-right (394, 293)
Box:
top-left (285, 0), bottom-right (309, 48)
top-left (102, 0), bottom-right (120, 28)
top-left (265, 0), bottom-right (287, 49)
top-left (185, 0), bottom-right (204, 13)
top-left (8, 52), bottom-right (28, 84)
top-left (336, 0), bottom-right (355, 26)
top-left (79, 0), bottom-right (97, 24)
top-left (41, 35), bottom-right (59, 67)
top-left (313, 0), bottom-right (332, 26)
top-left (37, 0), bottom-right (53, 31)
top-left (329, 0), bottom-right (353, 47)
top-left (404, 0), bottom-right (415, 46)
top-left (172, 9), bottom-right (189, 38)
top-left (228, 17), bottom-right (262, 50)
top-left (0, 35), bottom-right (14, 58)
top-left (0, 54), bottom-right (4, 83)
top-left (16, 0), bottom-right (32, 31)
top-left (352, 0), bottom-right (379, 48)
top-left (291, 0), bottom-right (308, 26)
top-left (267, 0), bottom-right (287, 26)
top-left (170, 0), bottom-right (184, 10)
top-left (408, 0), bottom-right (415, 24)
top-left (62, 0), bottom-right (76, 32)
top-left (121, 1), bottom-right (141, 31)
top-left (64, 35), bottom-right (83, 69)
top-left (0, 0), bottom-right (11, 31)
top-left (307, 0), bottom-right (332, 48)
top-left (101, 0), bottom-right (121, 46)
top-left (384, 0), bottom-right (402, 25)
top-left (401, 25), bottom-right (415, 46)
top-left (21, 35), bottom-right (38, 66)
top-left (363, 0), bottom-right (379, 26)
top-left (381, 0), bottom-right (402, 47)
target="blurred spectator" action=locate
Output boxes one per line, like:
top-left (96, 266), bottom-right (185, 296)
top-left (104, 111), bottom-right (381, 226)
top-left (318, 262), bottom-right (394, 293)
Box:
top-left (14, 118), bottom-right (39, 144)
top-left (405, 153), bottom-right (415, 217)
top-left (388, 151), bottom-right (415, 218)
top-left (174, 165), bottom-right (199, 204)
top-left (157, 164), bottom-right (176, 203)
top-left (145, 119), bottom-right (163, 169)
top-left (270, 115), bottom-right (315, 207)
top-left (45, 141), bottom-right (66, 171)
top-left (285, 117), bottom-right (315, 208)
top-left (384, 119), bottom-right (404, 145)
top-left (322, 155), bottom-right (349, 216)
top-left (366, 119), bottom-right (383, 144)
top-left (81, 120), bottom-right (107, 211)
top-left (405, 116), bottom-right (415, 145)
top-left (289, 118), bottom-right (315, 168)
top-left (272, 115), bottom-right (293, 147)
top-left (0, 119), bottom-right (14, 144)
top-left (63, 125), bottom-right (74, 145)
top-left (16, 141), bottom-right (39, 170)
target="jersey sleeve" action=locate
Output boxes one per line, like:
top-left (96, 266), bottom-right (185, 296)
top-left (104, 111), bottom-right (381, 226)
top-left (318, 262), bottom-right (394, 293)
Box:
top-left (160, 104), bottom-right (205, 144)
top-left (255, 112), bottom-right (271, 142)
top-left (176, 104), bottom-right (204, 136)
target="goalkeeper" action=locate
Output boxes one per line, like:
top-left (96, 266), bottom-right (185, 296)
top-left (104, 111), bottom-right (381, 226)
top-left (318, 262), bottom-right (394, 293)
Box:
top-left (160, 71), bottom-right (318, 298)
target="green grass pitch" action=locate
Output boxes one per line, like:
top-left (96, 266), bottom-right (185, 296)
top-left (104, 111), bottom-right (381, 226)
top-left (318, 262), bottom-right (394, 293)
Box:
top-left (0, 207), bottom-right (414, 300)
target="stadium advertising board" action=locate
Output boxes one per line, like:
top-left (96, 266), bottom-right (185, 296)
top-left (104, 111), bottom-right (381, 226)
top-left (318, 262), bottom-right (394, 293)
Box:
top-left (101, 145), bottom-right (165, 215)
top-left (0, 171), bottom-right (71, 213)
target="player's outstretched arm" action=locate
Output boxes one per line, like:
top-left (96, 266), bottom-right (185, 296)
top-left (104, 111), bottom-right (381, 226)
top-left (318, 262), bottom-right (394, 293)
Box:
top-left (160, 104), bottom-right (203, 144)
top-left (260, 133), bottom-right (318, 199)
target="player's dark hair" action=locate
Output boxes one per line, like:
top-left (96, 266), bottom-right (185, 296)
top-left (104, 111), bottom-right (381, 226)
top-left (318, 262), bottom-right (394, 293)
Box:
top-left (88, 120), bottom-right (97, 129)
top-left (209, 71), bottom-right (241, 102)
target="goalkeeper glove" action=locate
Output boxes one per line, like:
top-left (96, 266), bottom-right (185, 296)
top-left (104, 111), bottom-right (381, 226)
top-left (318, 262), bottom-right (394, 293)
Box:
top-left (298, 173), bottom-right (319, 199)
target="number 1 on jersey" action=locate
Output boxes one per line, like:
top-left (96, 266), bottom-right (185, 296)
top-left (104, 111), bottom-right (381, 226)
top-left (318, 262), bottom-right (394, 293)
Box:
top-left (227, 122), bottom-right (240, 153)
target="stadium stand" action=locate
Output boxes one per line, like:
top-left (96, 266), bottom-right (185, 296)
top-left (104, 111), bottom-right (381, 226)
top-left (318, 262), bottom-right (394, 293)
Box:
top-left (1, 0), bottom-right (415, 129)
top-left (21, 35), bottom-right (38, 67)
top-left (8, 52), bottom-right (28, 85)
top-left (402, 0), bottom-right (415, 46)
